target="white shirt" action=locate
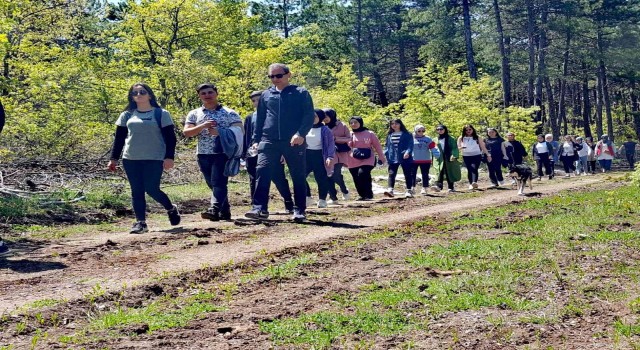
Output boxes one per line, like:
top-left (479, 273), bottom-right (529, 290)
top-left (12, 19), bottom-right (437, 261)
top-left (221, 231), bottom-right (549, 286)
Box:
top-left (461, 136), bottom-right (481, 156)
top-left (306, 127), bottom-right (323, 150)
top-left (562, 142), bottom-right (574, 156)
top-left (536, 142), bottom-right (549, 154)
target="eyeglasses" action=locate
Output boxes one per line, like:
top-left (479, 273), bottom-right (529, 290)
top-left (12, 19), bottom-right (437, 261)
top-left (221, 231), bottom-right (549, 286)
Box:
top-left (131, 90), bottom-right (148, 96)
top-left (436, 128), bottom-right (444, 131)
top-left (268, 73), bottom-right (286, 79)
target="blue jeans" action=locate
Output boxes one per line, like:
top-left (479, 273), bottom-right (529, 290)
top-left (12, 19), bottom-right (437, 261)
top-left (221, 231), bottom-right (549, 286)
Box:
top-left (254, 141), bottom-right (307, 213)
top-left (576, 156), bottom-right (588, 174)
top-left (197, 154), bottom-right (230, 213)
top-left (122, 159), bottom-right (173, 222)
top-left (598, 159), bottom-right (612, 171)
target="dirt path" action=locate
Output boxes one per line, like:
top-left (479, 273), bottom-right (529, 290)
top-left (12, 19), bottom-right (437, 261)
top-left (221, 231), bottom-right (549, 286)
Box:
top-left (0, 176), bottom-right (609, 313)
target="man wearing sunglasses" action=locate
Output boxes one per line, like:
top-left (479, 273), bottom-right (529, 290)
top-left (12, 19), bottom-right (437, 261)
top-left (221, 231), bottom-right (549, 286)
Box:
top-left (245, 63), bottom-right (315, 222)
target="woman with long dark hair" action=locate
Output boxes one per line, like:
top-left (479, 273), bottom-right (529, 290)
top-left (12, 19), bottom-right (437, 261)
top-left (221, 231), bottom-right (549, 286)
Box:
top-left (432, 124), bottom-right (461, 192)
top-left (484, 128), bottom-right (508, 187)
top-left (107, 83), bottom-right (180, 234)
top-left (383, 118), bottom-right (414, 198)
top-left (457, 124), bottom-right (490, 190)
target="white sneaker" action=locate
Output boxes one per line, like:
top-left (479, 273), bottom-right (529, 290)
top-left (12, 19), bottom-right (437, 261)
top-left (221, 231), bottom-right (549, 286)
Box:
top-left (326, 199), bottom-right (337, 205)
top-left (383, 188), bottom-right (395, 197)
top-left (342, 193), bottom-right (350, 201)
top-left (420, 188), bottom-right (427, 195)
top-left (430, 185), bottom-right (441, 192)
top-left (317, 199), bottom-right (327, 208)
top-left (498, 181), bottom-right (505, 186)
top-left (447, 189), bottom-right (455, 193)
top-left (472, 182), bottom-right (478, 189)
top-left (487, 183), bottom-right (497, 188)
top-left (306, 196), bottom-right (314, 207)
top-left (404, 190), bottom-right (413, 198)
top-left (468, 184), bottom-right (474, 190)
top-left (564, 174), bottom-right (570, 178)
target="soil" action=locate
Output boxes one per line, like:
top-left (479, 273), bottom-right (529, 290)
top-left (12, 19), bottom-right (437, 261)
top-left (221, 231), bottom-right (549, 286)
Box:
top-left (1, 174), bottom-right (637, 349)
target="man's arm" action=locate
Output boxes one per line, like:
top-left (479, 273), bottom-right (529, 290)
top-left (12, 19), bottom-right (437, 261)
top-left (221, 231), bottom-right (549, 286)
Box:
top-left (252, 95), bottom-right (267, 145)
top-left (296, 89), bottom-right (315, 138)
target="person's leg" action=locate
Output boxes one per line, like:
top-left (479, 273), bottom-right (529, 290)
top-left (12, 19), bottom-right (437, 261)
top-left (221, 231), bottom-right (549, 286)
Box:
top-left (605, 159), bottom-right (612, 171)
top-left (401, 163), bottom-right (414, 190)
top-left (246, 156), bottom-right (258, 201)
top-left (360, 165), bottom-right (374, 198)
top-left (283, 144), bottom-right (308, 213)
top-left (536, 159), bottom-right (544, 177)
top-left (627, 153), bottom-right (635, 169)
top-left (209, 154), bottom-right (230, 214)
top-left (488, 160), bottom-right (498, 185)
top-left (443, 161), bottom-right (454, 190)
top-left (272, 163), bottom-right (294, 210)
top-left (562, 158), bottom-right (571, 174)
top-left (495, 160), bottom-right (504, 182)
top-left (253, 144), bottom-right (280, 212)
top-left (589, 160), bottom-right (597, 173)
top-left (422, 163), bottom-right (431, 187)
top-left (387, 163), bottom-right (400, 189)
top-left (122, 159), bottom-right (147, 222)
top-left (327, 165), bottom-right (339, 201)
top-left (437, 164), bottom-right (445, 189)
top-left (309, 150), bottom-right (330, 200)
top-left (349, 167), bottom-right (365, 198)
top-left (333, 163), bottom-right (349, 194)
top-left (411, 163), bottom-right (419, 188)
top-left (543, 157), bottom-right (552, 178)
top-left (463, 156), bottom-right (473, 184)
top-left (141, 160), bottom-right (173, 210)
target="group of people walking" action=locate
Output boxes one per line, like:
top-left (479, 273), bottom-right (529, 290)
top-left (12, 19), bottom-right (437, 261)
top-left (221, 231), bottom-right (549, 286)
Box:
top-left (103, 63), bottom-right (637, 234)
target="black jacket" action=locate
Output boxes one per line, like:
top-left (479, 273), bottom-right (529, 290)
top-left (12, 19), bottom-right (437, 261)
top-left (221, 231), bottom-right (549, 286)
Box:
top-left (252, 85), bottom-right (315, 144)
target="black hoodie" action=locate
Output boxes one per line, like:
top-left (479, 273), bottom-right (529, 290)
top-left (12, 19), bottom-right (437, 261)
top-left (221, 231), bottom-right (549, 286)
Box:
top-left (252, 85), bottom-right (315, 144)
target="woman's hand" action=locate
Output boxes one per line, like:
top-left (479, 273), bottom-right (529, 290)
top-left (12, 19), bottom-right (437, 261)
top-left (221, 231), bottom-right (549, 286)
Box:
top-left (325, 159), bottom-right (332, 167)
top-left (107, 159), bottom-right (118, 172)
top-left (403, 153), bottom-right (410, 159)
top-left (163, 159), bottom-right (174, 170)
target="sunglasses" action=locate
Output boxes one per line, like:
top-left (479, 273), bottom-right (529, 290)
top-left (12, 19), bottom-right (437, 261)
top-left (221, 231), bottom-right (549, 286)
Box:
top-left (436, 128), bottom-right (444, 131)
top-left (131, 90), bottom-right (148, 96)
top-left (268, 73), bottom-right (287, 79)
top-left (417, 130), bottom-right (425, 133)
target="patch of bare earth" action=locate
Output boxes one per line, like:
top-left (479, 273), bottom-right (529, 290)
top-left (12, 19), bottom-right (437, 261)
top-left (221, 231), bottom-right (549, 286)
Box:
top-left (2, 175), bottom-right (636, 349)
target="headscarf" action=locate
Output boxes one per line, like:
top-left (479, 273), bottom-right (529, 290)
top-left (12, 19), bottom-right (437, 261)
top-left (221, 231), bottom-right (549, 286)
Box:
top-left (436, 124), bottom-right (452, 159)
top-left (349, 116), bottom-right (367, 133)
top-left (313, 109), bottom-right (326, 128)
top-left (323, 108), bottom-right (337, 129)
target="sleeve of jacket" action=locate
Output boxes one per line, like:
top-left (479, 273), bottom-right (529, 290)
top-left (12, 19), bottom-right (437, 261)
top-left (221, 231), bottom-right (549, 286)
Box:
top-left (402, 132), bottom-right (414, 156)
top-left (519, 142), bottom-right (528, 157)
top-left (161, 124), bottom-right (177, 159)
top-left (322, 127), bottom-right (336, 159)
top-left (372, 133), bottom-right (386, 163)
top-left (110, 126), bottom-right (128, 160)
top-left (383, 134), bottom-right (390, 159)
top-left (429, 141), bottom-right (440, 159)
top-left (296, 89), bottom-right (315, 137)
top-left (242, 115), bottom-right (252, 158)
top-left (252, 95), bottom-right (267, 145)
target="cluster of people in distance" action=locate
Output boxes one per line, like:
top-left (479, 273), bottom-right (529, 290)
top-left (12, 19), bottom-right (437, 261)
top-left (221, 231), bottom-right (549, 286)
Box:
top-left (103, 62), bottom-right (638, 235)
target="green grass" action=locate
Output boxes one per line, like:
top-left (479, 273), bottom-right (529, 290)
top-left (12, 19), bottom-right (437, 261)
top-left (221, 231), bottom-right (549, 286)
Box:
top-left (261, 185), bottom-right (640, 348)
top-left (240, 253), bottom-right (318, 283)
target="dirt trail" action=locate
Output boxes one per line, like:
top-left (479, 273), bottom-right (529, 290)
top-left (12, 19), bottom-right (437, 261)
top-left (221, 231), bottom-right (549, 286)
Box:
top-left (0, 176), bottom-right (608, 312)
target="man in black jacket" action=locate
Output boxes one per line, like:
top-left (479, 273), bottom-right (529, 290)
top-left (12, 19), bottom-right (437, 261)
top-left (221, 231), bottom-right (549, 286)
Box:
top-left (245, 63), bottom-right (315, 222)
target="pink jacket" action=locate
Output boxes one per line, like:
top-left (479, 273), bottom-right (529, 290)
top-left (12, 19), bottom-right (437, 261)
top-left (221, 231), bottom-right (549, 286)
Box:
top-left (331, 121), bottom-right (351, 165)
top-left (346, 130), bottom-right (386, 168)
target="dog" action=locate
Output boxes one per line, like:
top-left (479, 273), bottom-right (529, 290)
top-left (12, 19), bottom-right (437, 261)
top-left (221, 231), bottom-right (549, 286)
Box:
top-left (507, 164), bottom-right (533, 196)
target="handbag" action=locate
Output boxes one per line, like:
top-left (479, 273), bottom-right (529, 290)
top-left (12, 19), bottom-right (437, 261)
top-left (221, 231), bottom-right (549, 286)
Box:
top-left (336, 143), bottom-right (351, 153)
top-left (352, 147), bottom-right (371, 159)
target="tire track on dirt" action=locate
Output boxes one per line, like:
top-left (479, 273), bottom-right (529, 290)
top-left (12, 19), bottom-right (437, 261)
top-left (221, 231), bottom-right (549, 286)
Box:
top-left (0, 177), bottom-right (608, 312)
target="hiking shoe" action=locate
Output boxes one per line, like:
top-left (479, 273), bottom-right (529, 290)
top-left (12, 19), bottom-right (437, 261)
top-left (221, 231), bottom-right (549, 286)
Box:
top-left (292, 210), bottom-right (306, 222)
top-left (220, 212), bottom-right (232, 220)
top-left (383, 188), bottom-right (394, 198)
top-left (327, 199), bottom-right (337, 205)
top-left (167, 205), bottom-right (181, 226)
top-left (468, 184), bottom-right (474, 190)
top-left (201, 208), bottom-right (220, 221)
top-left (430, 185), bottom-right (441, 192)
top-left (342, 193), bottom-right (350, 201)
top-left (420, 188), bottom-right (427, 195)
top-left (130, 221), bottom-right (148, 234)
top-left (472, 182), bottom-right (478, 189)
top-left (0, 241), bottom-right (10, 256)
top-left (498, 181), bottom-right (505, 186)
top-left (447, 189), bottom-right (456, 193)
top-left (317, 199), bottom-right (328, 208)
top-left (245, 208), bottom-right (269, 220)
top-left (487, 183), bottom-right (497, 188)
top-left (404, 190), bottom-right (413, 198)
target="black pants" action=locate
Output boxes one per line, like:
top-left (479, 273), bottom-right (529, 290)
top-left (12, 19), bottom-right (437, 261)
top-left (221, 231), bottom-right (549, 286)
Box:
top-left (536, 154), bottom-right (552, 177)
top-left (349, 165), bottom-right (374, 199)
top-left (437, 162), bottom-right (454, 190)
top-left (588, 160), bottom-right (597, 173)
top-left (122, 159), bottom-right (173, 222)
top-left (246, 156), bottom-right (293, 210)
top-left (487, 157), bottom-right (504, 184)
top-left (254, 141), bottom-right (306, 213)
top-left (198, 154), bottom-right (231, 214)
top-left (626, 153), bottom-right (636, 169)
top-left (411, 163), bottom-right (431, 187)
top-left (327, 163), bottom-right (349, 200)
top-left (388, 162), bottom-right (414, 189)
top-left (560, 155), bottom-right (576, 174)
top-left (305, 149), bottom-right (330, 200)
top-left (462, 155), bottom-right (482, 184)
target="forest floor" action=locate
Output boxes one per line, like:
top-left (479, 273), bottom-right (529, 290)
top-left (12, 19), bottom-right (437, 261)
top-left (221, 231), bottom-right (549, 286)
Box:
top-left (1, 172), bottom-right (640, 349)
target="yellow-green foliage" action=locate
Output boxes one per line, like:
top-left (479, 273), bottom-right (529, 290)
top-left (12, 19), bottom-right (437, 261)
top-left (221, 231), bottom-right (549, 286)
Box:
top-left (395, 62), bottom-right (539, 146)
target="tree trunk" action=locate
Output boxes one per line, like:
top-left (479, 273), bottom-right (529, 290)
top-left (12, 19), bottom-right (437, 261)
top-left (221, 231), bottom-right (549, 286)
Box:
top-left (597, 28), bottom-right (614, 142)
top-left (596, 71), bottom-right (604, 138)
top-left (461, 0), bottom-right (477, 80)
top-left (581, 62), bottom-right (592, 139)
top-left (395, 5), bottom-right (407, 97)
top-left (493, 0), bottom-right (510, 107)
top-left (365, 25), bottom-right (388, 106)
top-left (282, 0), bottom-right (289, 38)
top-left (558, 28), bottom-right (571, 137)
top-left (355, 0), bottom-right (364, 81)
top-left (539, 3), bottom-right (558, 138)
top-left (526, 0), bottom-right (536, 107)
top-left (631, 80), bottom-right (640, 140)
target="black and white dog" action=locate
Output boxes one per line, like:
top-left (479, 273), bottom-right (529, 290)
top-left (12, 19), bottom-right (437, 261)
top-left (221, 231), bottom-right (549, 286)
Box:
top-left (507, 164), bottom-right (533, 196)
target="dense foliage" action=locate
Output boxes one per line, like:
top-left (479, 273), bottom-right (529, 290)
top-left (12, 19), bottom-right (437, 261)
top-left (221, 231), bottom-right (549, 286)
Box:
top-left (1, 0), bottom-right (639, 163)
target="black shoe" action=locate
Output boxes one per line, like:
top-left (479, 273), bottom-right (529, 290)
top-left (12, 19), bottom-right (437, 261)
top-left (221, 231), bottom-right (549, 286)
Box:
top-left (292, 210), bottom-right (306, 222)
top-left (220, 212), bottom-right (232, 220)
top-left (284, 201), bottom-right (294, 214)
top-left (201, 209), bottom-right (220, 221)
top-left (0, 241), bottom-right (10, 256)
top-left (245, 208), bottom-right (269, 220)
top-left (130, 221), bottom-right (149, 234)
top-left (167, 205), bottom-right (181, 226)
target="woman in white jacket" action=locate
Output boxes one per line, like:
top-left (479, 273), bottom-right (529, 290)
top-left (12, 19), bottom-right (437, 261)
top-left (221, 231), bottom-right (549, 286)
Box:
top-left (575, 136), bottom-right (591, 175)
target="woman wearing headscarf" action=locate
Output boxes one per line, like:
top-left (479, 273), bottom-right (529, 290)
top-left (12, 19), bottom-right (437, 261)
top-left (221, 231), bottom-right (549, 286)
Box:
top-left (346, 116), bottom-right (386, 200)
top-left (596, 134), bottom-right (615, 172)
top-left (432, 124), bottom-right (461, 192)
top-left (323, 108), bottom-right (351, 203)
top-left (304, 109), bottom-right (336, 208)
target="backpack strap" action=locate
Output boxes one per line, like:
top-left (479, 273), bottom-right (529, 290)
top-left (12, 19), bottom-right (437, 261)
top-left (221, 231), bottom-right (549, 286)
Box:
top-left (154, 108), bottom-right (163, 128)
